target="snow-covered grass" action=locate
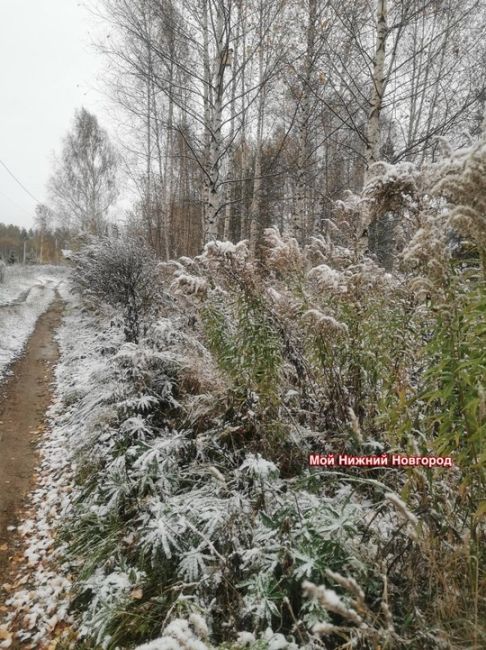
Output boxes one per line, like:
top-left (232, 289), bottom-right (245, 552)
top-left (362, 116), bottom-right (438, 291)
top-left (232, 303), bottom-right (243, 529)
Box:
top-left (0, 264), bottom-right (67, 378)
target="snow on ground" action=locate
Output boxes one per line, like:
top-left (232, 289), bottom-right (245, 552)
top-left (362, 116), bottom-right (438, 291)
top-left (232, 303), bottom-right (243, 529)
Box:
top-left (0, 290), bottom-right (121, 648)
top-left (0, 264), bottom-right (68, 378)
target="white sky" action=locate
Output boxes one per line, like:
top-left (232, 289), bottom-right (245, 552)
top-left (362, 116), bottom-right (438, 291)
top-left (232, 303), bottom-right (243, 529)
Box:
top-left (0, 0), bottom-right (112, 229)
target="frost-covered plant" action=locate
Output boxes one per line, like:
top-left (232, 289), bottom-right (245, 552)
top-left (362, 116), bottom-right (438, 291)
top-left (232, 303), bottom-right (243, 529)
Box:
top-left (383, 136), bottom-right (486, 645)
top-left (72, 234), bottom-right (163, 342)
top-left (164, 230), bottom-right (417, 447)
top-left (402, 208), bottom-right (451, 301)
top-left (261, 228), bottom-right (304, 278)
top-left (203, 286), bottom-right (283, 410)
top-left (364, 161), bottom-right (422, 271)
top-left (330, 191), bottom-right (370, 262)
top-left (419, 283), bottom-right (486, 490)
top-left (398, 137), bottom-right (486, 489)
top-left (303, 573), bottom-right (406, 649)
top-left (59, 300), bottom-right (390, 647)
top-left (432, 135), bottom-right (486, 276)
top-left (135, 615), bottom-right (209, 650)
top-left (49, 175), bottom-right (486, 650)
top-left (78, 567), bottom-right (146, 646)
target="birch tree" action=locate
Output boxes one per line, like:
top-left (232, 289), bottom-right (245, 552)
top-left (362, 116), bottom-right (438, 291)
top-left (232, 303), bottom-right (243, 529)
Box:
top-left (48, 108), bottom-right (119, 236)
top-left (366, 0), bottom-right (387, 173)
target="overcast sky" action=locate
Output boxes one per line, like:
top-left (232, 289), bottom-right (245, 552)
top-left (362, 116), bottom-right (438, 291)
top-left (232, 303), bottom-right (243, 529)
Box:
top-left (0, 0), bottom-right (112, 229)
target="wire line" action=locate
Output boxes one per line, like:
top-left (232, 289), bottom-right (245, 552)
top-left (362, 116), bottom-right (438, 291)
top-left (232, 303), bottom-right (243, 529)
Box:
top-left (0, 158), bottom-right (41, 204)
top-left (0, 187), bottom-right (33, 220)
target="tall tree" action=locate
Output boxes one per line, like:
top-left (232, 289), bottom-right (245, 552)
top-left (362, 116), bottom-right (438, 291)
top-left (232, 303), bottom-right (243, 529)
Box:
top-left (48, 108), bottom-right (119, 236)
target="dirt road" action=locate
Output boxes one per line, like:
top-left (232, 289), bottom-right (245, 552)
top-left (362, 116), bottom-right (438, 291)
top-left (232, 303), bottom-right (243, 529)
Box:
top-left (0, 298), bottom-right (64, 583)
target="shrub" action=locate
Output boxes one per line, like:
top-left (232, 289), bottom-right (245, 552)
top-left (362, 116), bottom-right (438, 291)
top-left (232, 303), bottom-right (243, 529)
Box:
top-left (72, 235), bottom-right (162, 342)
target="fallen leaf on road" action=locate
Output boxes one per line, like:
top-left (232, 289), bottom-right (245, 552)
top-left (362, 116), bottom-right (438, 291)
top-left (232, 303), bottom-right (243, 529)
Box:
top-left (0, 627), bottom-right (12, 648)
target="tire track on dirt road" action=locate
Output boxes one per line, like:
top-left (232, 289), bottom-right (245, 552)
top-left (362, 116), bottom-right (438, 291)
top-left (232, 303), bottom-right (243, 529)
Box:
top-left (0, 297), bottom-right (64, 587)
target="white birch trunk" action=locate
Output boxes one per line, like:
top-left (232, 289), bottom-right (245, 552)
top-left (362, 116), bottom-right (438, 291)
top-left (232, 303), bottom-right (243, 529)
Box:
top-left (293, 0), bottom-right (317, 244)
top-left (203, 0), bottom-right (226, 242)
top-left (223, 15), bottom-right (240, 241)
top-left (366, 0), bottom-right (387, 176)
top-left (248, 3), bottom-right (266, 252)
